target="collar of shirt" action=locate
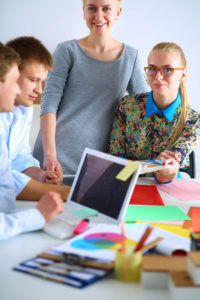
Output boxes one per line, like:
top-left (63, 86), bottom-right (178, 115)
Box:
top-left (146, 91), bottom-right (181, 122)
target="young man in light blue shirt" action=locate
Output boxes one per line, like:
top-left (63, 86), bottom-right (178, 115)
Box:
top-left (2, 37), bottom-right (70, 201)
top-left (0, 42), bottom-right (64, 240)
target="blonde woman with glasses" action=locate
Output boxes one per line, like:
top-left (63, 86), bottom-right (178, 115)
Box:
top-left (109, 42), bottom-right (200, 183)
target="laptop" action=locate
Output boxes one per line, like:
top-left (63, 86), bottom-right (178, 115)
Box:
top-left (43, 148), bottom-right (141, 239)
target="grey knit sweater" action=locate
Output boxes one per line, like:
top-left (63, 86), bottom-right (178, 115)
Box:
top-left (33, 39), bottom-right (149, 174)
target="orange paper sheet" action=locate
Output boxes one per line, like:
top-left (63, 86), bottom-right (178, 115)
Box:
top-left (183, 207), bottom-right (193, 228)
top-left (191, 209), bottom-right (200, 232)
top-left (183, 207), bottom-right (200, 229)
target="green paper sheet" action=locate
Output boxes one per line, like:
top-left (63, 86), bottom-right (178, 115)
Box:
top-left (124, 205), bottom-right (191, 222)
top-left (71, 207), bottom-right (98, 218)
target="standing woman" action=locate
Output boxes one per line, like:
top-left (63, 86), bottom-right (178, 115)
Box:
top-left (33, 0), bottom-right (149, 179)
top-left (109, 42), bottom-right (200, 183)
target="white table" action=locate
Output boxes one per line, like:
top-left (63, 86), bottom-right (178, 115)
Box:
top-left (1, 178), bottom-right (200, 300)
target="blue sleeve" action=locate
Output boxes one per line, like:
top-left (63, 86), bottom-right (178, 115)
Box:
top-left (0, 128), bottom-right (15, 213)
top-left (11, 170), bottom-right (31, 196)
top-left (11, 154), bottom-right (40, 173)
top-left (8, 106), bottom-right (40, 194)
top-left (0, 208), bottom-right (45, 240)
top-left (10, 107), bottom-right (40, 173)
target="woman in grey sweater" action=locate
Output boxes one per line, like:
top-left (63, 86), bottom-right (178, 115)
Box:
top-left (33, 0), bottom-right (149, 179)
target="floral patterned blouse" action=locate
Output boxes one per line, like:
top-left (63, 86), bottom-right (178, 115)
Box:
top-left (108, 92), bottom-right (200, 168)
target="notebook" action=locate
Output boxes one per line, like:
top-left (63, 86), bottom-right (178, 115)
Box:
top-left (43, 148), bottom-right (141, 239)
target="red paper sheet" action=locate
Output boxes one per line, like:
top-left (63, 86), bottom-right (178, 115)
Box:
top-left (129, 185), bottom-right (164, 206)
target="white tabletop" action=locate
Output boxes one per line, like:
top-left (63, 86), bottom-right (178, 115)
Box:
top-left (1, 178), bottom-right (199, 300)
top-left (0, 233), bottom-right (171, 300)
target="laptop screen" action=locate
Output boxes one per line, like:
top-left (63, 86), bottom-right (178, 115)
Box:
top-left (70, 153), bottom-right (132, 220)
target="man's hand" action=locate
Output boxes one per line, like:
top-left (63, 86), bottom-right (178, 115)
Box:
top-left (40, 170), bottom-right (62, 184)
top-left (43, 156), bottom-right (63, 183)
top-left (36, 191), bottom-right (64, 223)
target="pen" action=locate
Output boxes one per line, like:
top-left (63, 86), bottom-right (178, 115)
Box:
top-left (149, 159), bottom-right (163, 166)
top-left (15, 265), bottom-right (82, 287)
top-left (63, 253), bottom-right (114, 270)
top-left (119, 220), bottom-right (128, 281)
top-left (133, 226), bottom-right (153, 252)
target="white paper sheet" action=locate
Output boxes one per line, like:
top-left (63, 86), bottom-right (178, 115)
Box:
top-left (52, 223), bottom-right (190, 260)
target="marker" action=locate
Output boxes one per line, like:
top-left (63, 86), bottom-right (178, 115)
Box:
top-left (73, 219), bottom-right (89, 235)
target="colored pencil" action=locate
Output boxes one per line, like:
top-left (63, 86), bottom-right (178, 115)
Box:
top-left (120, 220), bottom-right (126, 252)
top-left (140, 237), bottom-right (163, 253)
top-left (133, 226), bottom-right (153, 252)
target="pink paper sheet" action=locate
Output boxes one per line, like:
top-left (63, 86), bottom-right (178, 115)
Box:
top-left (146, 220), bottom-right (184, 225)
top-left (156, 180), bottom-right (200, 201)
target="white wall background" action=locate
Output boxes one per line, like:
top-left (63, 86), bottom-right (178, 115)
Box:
top-left (1, 0), bottom-right (200, 178)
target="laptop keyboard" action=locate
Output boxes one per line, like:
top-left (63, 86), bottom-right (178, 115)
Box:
top-left (44, 205), bottom-right (116, 239)
top-left (57, 209), bottom-right (111, 226)
top-left (58, 210), bottom-right (81, 225)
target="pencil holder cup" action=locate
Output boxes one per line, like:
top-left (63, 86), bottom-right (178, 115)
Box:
top-left (114, 246), bottom-right (142, 282)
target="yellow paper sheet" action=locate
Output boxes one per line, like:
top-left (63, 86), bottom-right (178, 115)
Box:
top-left (136, 222), bottom-right (190, 239)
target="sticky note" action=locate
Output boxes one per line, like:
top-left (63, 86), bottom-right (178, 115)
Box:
top-left (116, 161), bottom-right (138, 181)
top-left (124, 205), bottom-right (191, 222)
top-left (71, 207), bottom-right (98, 218)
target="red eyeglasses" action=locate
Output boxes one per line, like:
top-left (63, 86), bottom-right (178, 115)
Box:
top-left (144, 66), bottom-right (184, 77)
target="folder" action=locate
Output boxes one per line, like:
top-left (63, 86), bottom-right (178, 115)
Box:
top-left (13, 251), bottom-right (113, 288)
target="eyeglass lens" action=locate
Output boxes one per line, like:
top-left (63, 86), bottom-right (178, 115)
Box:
top-left (146, 67), bottom-right (173, 76)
